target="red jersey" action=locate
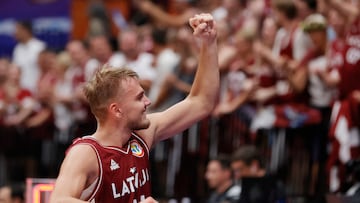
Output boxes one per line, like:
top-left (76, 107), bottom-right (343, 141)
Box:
top-left (67, 133), bottom-right (151, 203)
top-left (346, 16), bottom-right (360, 49)
top-left (336, 16), bottom-right (360, 99)
top-left (328, 39), bottom-right (347, 72)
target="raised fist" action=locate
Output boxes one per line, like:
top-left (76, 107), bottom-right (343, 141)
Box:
top-left (189, 13), bottom-right (217, 43)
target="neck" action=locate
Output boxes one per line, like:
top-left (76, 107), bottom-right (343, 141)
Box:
top-left (216, 180), bottom-right (233, 194)
top-left (93, 121), bottom-right (132, 147)
top-left (21, 34), bottom-right (32, 43)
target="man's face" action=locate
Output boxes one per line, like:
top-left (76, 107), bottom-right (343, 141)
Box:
top-left (205, 160), bottom-right (229, 189)
top-left (231, 160), bottom-right (252, 180)
top-left (90, 36), bottom-right (112, 62)
top-left (119, 77), bottom-right (151, 130)
top-left (119, 32), bottom-right (138, 57)
top-left (0, 187), bottom-right (11, 203)
top-left (309, 31), bottom-right (327, 51)
top-left (66, 42), bottom-right (88, 65)
top-left (271, 9), bottom-right (285, 27)
top-left (14, 24), bottom-right (27, 43)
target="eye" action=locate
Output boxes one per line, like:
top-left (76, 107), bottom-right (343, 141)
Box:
top-left (137, 92), bottom-right (144, 100)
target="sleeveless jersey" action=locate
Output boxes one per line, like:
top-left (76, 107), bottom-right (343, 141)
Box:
top-left (68, 133), bottom-right (151, 203)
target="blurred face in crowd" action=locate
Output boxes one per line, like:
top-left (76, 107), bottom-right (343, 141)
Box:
top-left (205, 160), bottom-right (231, 189)
top-left (235, 33), bottom-right (253, 56)
top-left (248, 0), bottom-right (265, 18)
top-left (261, 17), bottom-right (277, 47)
top-left (216, 20), bottom-right (231, 42)
top-left (14, 23), bottom-right (31, 43)
top-left (119, 31), bottom-right (139, 59)
top-left (308, 30), bottom-right (327, 51)
top-left (271, 8), bottom-right (285, 27)
top-left (7, 64), bottom-right (21, 84)
top-left (293, 0), bottom-right (312, 20)
top-left (89, 36), bottom-right (112, 63)
top-left (37, 51), bottom-right (56, 73)
top-left (66, 41), bottom-right (89, 66)
top-left (328, 9), bottom-right (346, 37)
top-left (231, 160), bottom-right (250, 180)
top-left (231, 160), bottom-right (261, 180)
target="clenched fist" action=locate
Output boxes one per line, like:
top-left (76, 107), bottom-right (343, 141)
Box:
top-left (189, 13), bottom-right (217, 44)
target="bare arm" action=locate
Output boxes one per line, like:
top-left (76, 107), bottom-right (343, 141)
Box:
top-left (213, 79), bottom-right (256, 117)
top-left (324, 0), bottom-right (359, 23)
top-left (316, 68), bottom-right (340, 87)
top-left (253, 41), bottom-right (287, 70)
top-left (4, 98), bottom-right (35, 126)
top-left (137, 13), bottom-right (219, 147)
top-left (50, 145), bottom-right (98, 203)
top-left (286, 62), bottom-right (308, 93)
top-left (151, 74), bottom-right (191, 109)
top-left (135, 0), bottom-right (197, 27)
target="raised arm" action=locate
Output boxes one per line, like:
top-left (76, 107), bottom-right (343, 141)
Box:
top-left (324, 0), bottom-right (359, 23)
top-left (135, 0), bottom-right (198, 27)
top-left (138, 13), bottom-right (219, 147)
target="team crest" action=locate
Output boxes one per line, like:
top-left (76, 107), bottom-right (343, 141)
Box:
top-left (130, 140), bottom-right (144, 157)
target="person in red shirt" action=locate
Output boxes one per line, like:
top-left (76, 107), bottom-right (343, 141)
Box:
top-left (321, 0), bottom-right (360, 192)
top-left (50, 13), bottom-right (219, 203)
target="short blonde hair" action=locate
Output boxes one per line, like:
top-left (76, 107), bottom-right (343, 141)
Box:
top-left (83, 65), bottom-right (138, 121)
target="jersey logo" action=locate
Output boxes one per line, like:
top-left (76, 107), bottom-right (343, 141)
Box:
top-left (110, 159), bottom-right (120, 171)
top-left (130, 167), bottom-right (136, 174)
top-left (130, 140), bottom-right (144, 157)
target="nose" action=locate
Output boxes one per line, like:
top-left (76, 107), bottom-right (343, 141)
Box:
top-left (144, 95), bottom-right (152, 107)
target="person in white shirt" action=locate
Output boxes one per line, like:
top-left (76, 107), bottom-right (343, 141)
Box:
top-left (12, 21), bottom-right (46, 93)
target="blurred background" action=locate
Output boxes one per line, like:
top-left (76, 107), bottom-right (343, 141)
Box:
top-left (0, 0), bottom-right (359, 203)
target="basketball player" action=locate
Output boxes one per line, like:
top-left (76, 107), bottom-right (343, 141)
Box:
top-left (49, 13), bottom-right (218, 203)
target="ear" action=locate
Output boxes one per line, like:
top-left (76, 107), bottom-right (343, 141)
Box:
top-left (109, 103), bottom-right (122, 118)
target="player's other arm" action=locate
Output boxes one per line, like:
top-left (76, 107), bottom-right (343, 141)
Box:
top-left (50, 145), bottom-right (98, 203)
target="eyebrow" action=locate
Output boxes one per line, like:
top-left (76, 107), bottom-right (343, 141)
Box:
top-left (135, 90), bottom-right (144, 98)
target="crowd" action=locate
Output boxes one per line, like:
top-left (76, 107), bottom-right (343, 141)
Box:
top-left (0, 0), bottom-right (360, 202)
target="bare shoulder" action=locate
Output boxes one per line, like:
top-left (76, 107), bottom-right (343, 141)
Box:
top-left (55, 144), bottom-right (99, 189)
top-left (51, 144), bottom-right (99, 201)
top-left (61, 144), bottom-right (99, 175)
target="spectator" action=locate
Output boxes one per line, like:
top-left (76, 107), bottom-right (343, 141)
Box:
top-left (115, 27), bottom-right (156, 93)
top-left (289, 13), bottom-right (336, 196)
top-left (12, 21), bottom-right (46, 93)
top-left (86, 34), bottom-right (122, 80)
top-left (321, 0), bottom-right (360, 193)
top-left (65, 40), bottom-right (97, 139)
top-left (148, 27), bottom-right (181, 111)
top-left (231, 145), bottom-right (286, 203)
top-left (205, 155), bottom-right (241, 203)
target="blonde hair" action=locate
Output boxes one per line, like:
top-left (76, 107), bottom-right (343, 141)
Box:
top-left (83, 65), bottom-right (138, 121)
